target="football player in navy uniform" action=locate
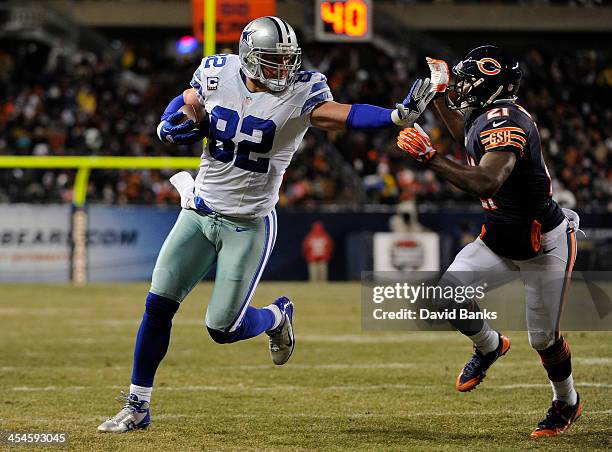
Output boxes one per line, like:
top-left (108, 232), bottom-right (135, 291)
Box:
top-left (397, 46), bottom-right (582, 438)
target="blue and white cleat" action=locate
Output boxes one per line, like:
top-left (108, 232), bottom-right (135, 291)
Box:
top-left (266, 296), bottom-right (294, 365)
top-left (97, 392), bottom-right (151, 433)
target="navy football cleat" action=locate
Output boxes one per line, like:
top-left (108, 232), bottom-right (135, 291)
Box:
top-left (97, 392), bottom-right (151, 433)
top-left (456, 333), bottom-right (511, 392)
top-left (266, 296), bottom-right (294, 365)
top-left (531, 394), bottom-right (583, 438)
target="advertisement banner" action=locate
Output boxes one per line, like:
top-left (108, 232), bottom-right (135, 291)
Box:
top-left (373, 232), bottom-right (440, 272)
top-left (0, 205), bottom-right (72, 282)
top-left (87, 206), bottom-right (179, 282)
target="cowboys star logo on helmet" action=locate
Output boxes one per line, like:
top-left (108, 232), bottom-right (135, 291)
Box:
top-left (239, 16), bottom-right (302, 92)
top-left (241, 29), bottom-right (256, 46)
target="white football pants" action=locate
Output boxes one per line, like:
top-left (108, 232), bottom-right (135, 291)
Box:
top-left (445, 209), bottom-right (579, 350)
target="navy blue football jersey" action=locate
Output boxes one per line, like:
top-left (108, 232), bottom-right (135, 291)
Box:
top-left (464, 102), bottom-right (564, 259)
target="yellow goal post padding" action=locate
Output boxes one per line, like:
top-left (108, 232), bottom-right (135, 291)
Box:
top-left (0, 156), bottom-right (201, 206)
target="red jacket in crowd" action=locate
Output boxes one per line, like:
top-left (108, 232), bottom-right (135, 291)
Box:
top-left (302, 221), bottom-right (333, 263)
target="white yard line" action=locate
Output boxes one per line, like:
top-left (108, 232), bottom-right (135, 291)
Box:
top-left (153, 410), bottom-right (612, 420)
top-left (494, 382), bottom-right (612, 389)
top-left (5, 410), bottom-right (612, 424)
top-left (10, 381), bottom-right (611, 392)
top-left (11, 386), bottom-right (89, 392)
top-left (2, 357), bottom-right (610, 374)
top-left (574, 357), bottom-right (612, 365)
top-left (296, 334), bottom-right (453, 343)
top-left (226, 362), bottom-right (417, 370)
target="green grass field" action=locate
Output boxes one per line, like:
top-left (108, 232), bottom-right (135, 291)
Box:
top-left (1, 283), bottom-right (611, 451)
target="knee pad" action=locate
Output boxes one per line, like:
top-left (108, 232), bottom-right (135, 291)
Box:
top-left (207, 326), bottom-right (242, 344)
top-left (145, 292), bottom-right (180, 326)
top-left (528, 330), bottom-right (555, 350)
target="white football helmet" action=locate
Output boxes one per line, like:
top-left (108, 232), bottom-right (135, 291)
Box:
top-left (239, 16), bottom-right (301, 92)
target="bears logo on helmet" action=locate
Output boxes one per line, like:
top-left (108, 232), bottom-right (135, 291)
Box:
top-left (476, 58), bottom-right (502, 76)
top-left (446, 45), bottom-right (522, 111)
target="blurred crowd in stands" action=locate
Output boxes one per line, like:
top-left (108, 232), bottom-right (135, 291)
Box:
top-left (394, 0), bottom-right (605, 5)
top-left (0, 36), bottom-right (610, 209)
top-left (302, 43), bottom-right (612, 209)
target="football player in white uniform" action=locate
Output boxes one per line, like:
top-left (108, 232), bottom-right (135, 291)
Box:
top-left (98, 16), bottom-right (434, 432)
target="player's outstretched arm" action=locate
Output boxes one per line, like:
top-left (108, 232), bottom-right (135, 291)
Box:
top-left (309, 101), bottom-right (352, 131)
top-left (397, 124), bottom-right (515, 199)
top-left (310, 78), bottom-right (435, 131)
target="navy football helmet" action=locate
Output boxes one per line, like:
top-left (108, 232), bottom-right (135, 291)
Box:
top-left (446, 45), bottom-right (522, 111)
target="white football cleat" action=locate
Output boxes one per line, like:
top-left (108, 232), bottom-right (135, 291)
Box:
top-left (97, 392), bottom-right (151, 433)
top-left (266, 296), bottom-right (294, 365)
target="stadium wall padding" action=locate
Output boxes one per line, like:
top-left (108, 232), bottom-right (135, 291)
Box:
top-left (1, 205), bottom-right (611, 282)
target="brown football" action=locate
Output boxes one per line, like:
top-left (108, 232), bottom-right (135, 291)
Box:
top-left (178, 103), bottom-right (207, 125)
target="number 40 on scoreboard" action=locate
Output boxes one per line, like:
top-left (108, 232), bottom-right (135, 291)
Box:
top-left (314, 0), bottom-right (372, 42)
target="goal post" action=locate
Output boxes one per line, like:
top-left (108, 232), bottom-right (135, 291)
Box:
top-left (0, 155), bottom-right (201, 284)
top-left (0, 156), bottom-right (200, 206)
top-left (204, 0), bottom-right (216, 57)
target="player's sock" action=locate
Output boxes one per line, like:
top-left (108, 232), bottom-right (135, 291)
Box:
top-left (550, 374), bottom-right (578, 406)
top-left (237, 306), bottom-right (277, 339)
top-left (129, 384), bottom-right (153, 403)
top-left (131, 292), bottom-right (180, 388)
top-left (468, 323), bottom-right (500, 355)
top-left (264, 303), bottom-right (283, 330)
top-left (208, 306), bottom-right (277, 344)
top-left (537, 336), bottom-right (577, 405)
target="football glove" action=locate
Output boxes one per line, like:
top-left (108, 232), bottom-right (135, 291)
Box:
top-left (397, 123), bottom-right (438, 163)
top-left (391, 78), bottom-right (436, 126)
top-left (157, 112), bottom-right (205, 145)
top-left (426, 57), bottom-right (450, 93)
top-left (169, 171), bottom-right (196, 209)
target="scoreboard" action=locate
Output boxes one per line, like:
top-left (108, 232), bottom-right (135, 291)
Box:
top-left (314, 0), bottom-right (372, 42)
top-left (191, 0), bottom-right (276, 43)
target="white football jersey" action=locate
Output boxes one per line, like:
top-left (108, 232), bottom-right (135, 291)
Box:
top-left (189, 54), bottom-right (333, 218)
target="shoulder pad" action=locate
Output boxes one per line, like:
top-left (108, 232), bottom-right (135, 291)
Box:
top-left (294, 71), bottom-right (327, 88)
top-left (192, 54), bottom-right (239, 85)
top-left (191, 54), bottom-right (239, 102)
top-left (294, 71), bottom-right (333, 116)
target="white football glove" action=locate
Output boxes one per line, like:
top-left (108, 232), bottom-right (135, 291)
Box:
top-left (426, 57), bottom-right (450, 93)
top-left (391, 78), bottom-right (435, 126)
top-left (169, 171), bottom-right (196, 209)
